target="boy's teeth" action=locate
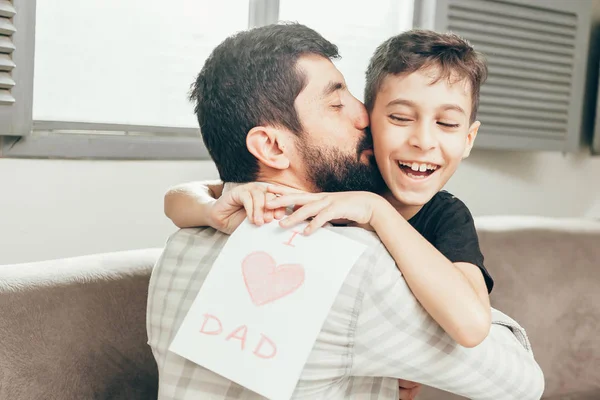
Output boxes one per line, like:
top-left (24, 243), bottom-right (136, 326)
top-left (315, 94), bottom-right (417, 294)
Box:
top-left (399, 161), bottom-right (438, 171)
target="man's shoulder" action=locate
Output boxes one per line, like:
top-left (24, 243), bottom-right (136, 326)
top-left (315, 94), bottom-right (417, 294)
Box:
top-left (168, 226), bottom-right (228, 243)
top-left (157, 227), bottom-right (230, 268)
top-left (326, 225), bottom-right (397, 276)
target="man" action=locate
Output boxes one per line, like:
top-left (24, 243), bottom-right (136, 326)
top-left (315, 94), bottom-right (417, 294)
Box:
top-left (147, 23), bottom-right (545, 399)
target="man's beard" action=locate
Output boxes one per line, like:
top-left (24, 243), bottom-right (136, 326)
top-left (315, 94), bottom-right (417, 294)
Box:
top-left (298, 130), bottom-right (387, 193)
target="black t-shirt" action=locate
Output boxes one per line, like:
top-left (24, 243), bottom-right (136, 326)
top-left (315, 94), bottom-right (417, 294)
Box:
top-left (408, 190), bottom-right (494, 293)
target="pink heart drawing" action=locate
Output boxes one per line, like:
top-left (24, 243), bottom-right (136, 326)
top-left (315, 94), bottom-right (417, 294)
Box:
top-left (242, 251), bottom-right (305, 306)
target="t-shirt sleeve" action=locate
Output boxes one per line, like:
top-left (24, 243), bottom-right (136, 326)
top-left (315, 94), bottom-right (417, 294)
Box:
top-left (432, 198), bottom-right (494, 293)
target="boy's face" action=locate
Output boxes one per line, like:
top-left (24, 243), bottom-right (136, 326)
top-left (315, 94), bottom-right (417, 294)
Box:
top-left (370, 67), bottom-right (480, 208)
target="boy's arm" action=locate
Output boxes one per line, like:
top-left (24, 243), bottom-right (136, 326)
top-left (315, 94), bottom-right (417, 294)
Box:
top-left (370, 199), bottom-right (491, 348)
top-left (164, 180), bottom-right (223, 228)
top-left (265, 187), bottom-right (491, 347)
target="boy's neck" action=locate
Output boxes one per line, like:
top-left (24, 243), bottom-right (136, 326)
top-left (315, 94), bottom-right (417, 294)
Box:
top-left (382, 190), bottom-right (425, 221)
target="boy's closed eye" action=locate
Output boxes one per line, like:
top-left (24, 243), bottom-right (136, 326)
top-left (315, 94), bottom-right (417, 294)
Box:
top-left (388, 114), bottom-right (461, 129)
top-left (389, 115), bottom-right (414, 123)
top-left (437, 121), bottom-right (460, 128)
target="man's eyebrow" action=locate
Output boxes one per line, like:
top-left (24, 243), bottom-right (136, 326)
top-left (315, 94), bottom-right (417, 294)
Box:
top-left (322, 81), bottom-right (346, 97)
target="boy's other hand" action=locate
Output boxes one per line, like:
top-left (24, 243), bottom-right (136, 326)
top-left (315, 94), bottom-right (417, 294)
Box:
top-left (398, 379), bottom-right (421, 400)
top-left (209, 183), bottom-right (286, 234)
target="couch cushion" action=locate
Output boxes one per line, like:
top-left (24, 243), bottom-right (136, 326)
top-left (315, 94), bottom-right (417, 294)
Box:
top-left (477, 217), bottom-right (600, 398)
top-left (418, 217), bottom-right (600, 399)
top-left (0, 249), bottom-right (162, 400)
top-left (543, 392), bottom-right (600, 400)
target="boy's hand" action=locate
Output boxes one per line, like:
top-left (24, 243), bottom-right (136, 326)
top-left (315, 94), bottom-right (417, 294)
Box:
top-left (209, 183), bottom-right (286, 234)
top-left (265, 186), bottom-right (386, 235)
top-left (398, 379), bottom-right (421, 400)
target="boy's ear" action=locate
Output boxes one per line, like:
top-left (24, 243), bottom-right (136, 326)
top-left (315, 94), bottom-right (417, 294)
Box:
top-left (462, 120), bottom-right (480, 159)
top-left (246, 126), bottom-right (291, 170)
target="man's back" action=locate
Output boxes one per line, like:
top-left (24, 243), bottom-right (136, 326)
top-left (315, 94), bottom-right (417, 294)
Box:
top-left (147, 226), bottom-right (544, 400)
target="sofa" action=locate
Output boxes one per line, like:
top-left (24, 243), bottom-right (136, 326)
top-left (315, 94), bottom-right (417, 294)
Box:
top-left (1, 216), bottom-right (599, 400)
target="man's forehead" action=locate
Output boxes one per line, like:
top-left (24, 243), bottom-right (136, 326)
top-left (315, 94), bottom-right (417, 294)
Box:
top-left (296, 55), bottom-right (344, 90)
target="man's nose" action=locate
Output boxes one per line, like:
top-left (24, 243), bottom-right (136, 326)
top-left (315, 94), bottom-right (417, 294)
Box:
top-left (351, 101), bottom-right (370, 130)
top-left (408, 122), bottom-right (437, 150)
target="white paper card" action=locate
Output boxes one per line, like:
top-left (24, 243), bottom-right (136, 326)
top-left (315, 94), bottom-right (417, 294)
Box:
top-left (169, 220), bottom-right (367, 400)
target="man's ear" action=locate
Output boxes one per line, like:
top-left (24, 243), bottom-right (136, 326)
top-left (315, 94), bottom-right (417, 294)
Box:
top-left (462, 120), bottom-right (480, 159)
top-left (246, 126), bottom-right (291, 170)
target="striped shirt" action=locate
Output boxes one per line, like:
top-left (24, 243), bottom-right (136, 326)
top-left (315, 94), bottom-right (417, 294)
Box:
top-left (147, 225), bottom-right (545, 399)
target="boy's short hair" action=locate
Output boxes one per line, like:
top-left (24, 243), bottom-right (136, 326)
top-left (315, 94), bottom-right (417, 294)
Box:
top-left (364, 29), bottom-right (488, 123)
top-left (189, 23), bottom-right (339, 183)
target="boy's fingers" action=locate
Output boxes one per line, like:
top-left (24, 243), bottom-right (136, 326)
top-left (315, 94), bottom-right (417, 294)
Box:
top-left (398, 388), bottom-right (420, 400)
top-left (398, 380), bottom-right (419, 389)
top-left (413, 385), bottom-right (422, 397)
top-left (263, 192), bottom-right (278, 223)
top-left (239, 192), bottom-right (254, 222)
top-left (304, 208), bottom-right (335, 235)
top-left (265, 192), bottom-right (278, 203)
top-left (250, 189), bottom-right (265, 225)
top-left (279, 199), bottom-right (329, 228)
top-left (266, 194), bottom-right (299, 209)
top-left (397, 388), bottom-right (416, 400)
top-left (397, 381), bottom-right (421, 400)
top-left (273, 208), bottom-right (287, 220)
top-left (267, 193), bottom-right (322, 209)
top-left (263, 209), bottom-right (275, 223)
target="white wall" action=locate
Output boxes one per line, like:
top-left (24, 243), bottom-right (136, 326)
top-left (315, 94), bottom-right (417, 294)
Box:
top-left (1, 150), bottom-right (599, 265)
top-left (0, 159), bottom-right (218, 265)
top-left (446, 149), bottom-right (600, 219)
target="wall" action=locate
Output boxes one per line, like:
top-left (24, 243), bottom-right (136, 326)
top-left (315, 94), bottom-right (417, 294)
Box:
top-left (446, 149), bottom-right (600, 218)
top-left (1, 150), bottom-right (599, 265)
top-left (0, 159), bottom-right (217, 264)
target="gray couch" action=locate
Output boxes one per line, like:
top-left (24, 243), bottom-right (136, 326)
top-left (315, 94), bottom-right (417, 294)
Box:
top-left (1, 217), bottom-right (599, 400)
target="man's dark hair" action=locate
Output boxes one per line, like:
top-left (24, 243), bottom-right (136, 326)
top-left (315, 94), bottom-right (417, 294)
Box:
top-left (189, 23), bottom-right (339, 182)
top-left (364, 29), bottom-right (488, 123)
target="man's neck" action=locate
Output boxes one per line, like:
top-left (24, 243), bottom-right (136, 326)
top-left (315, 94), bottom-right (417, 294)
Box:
top-left (223, 179), bottom-right (312, 195)
top-left (255, 174), bottom-right (315, 193)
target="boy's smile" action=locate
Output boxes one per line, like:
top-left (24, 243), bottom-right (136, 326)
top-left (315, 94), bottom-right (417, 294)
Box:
top-left (397, 160), bottom-right (439, 180)
top-left (370, 67), bottom-right (480, 217)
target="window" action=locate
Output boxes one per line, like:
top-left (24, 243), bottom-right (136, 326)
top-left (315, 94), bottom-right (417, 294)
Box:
top-left (415, 0), bottom-right (598, 152)
top-left (279, 0), bottom-right (414, 102)
top-left (1, 0), bottom-right (414, 159)
top-left (34, 0), bottom-right (249, 128)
